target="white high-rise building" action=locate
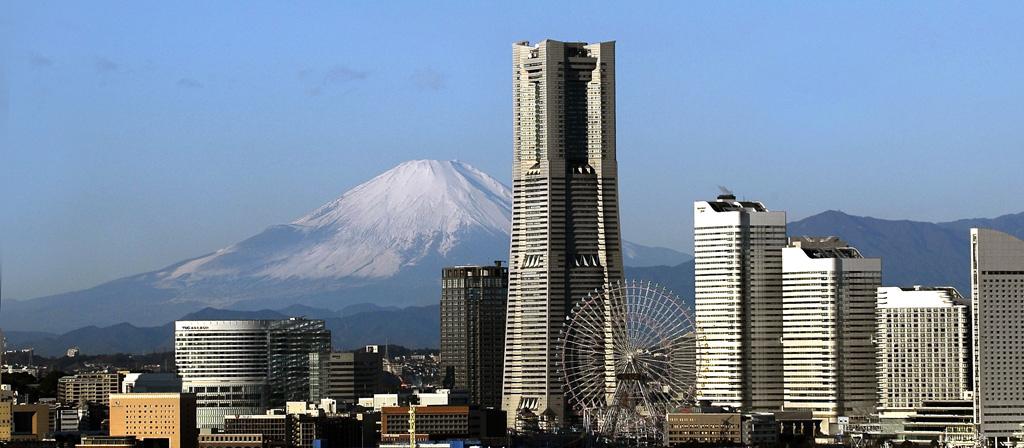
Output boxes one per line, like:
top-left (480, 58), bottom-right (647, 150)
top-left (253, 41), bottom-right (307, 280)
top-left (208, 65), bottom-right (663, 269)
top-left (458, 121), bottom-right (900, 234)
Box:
top-left (782, 237), bottom-right (879, 435)
top-left (174, 318), bottom-right (329, 429)
top-left (693, 195), bottom-right (786, 411)
top-left (971, 228), bottom-right (1024, 444)
top-left (876, 286), bottom-right (969, 424)
top-left (503, 39), bottom-right (624, 430)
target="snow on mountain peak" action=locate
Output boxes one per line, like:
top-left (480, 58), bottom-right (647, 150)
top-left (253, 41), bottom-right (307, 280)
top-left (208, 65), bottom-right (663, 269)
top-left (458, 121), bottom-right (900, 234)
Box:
top-left (165, 160), bottom-right (512, 283)
top-left (295, 159), bottom-right (511, 233)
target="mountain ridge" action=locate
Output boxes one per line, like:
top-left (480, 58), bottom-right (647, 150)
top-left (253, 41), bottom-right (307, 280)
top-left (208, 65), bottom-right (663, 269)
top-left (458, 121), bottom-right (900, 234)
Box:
top-left (9, 208), bottom-right (1024, 355)
top-left (0, 160), bottom-right (688, 333)
top-left (4, 304), bottom-right (441, 357)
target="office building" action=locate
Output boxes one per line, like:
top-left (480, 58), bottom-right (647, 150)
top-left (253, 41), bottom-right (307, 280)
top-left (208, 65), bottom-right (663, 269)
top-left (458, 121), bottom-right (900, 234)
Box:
top-left (440, 262), bottom-right (508, 409)
top-left (503, 39), bottom-right (624, 430)
top-left (175, 319), bottom-right (330, 429)
top-left (52, 405), bottom-right (83, 433)
top-left (664, 412), bottom-right (742, 446)
top-left (693, 195), bottom-right (786, 410)
top-left (380, 405), bottom-right (505, 442)
top-left (266, 319), bottom-right (331, 406)
top-left (58, 372), bottom-right (122, 406)
top-left (325, 349), bottom-right (382, 405)
top-left (897, 399), bottom-right (975, 447)
top-left (108, 393), bottom-right (198, 448)
top-left (198, 433), bottom-right (264, 448)
top-left (0, 390), bottom-right (12, 442)
top-left (971, 228), bottom-right (1024, 444)
top-left (10, 403), bottom-right (49, 441)
top-left (122, 373), bottom-right (182, 394)
top-left (224, 414), bottom-right (288, 447)
top-left (782, 237), bottom-right (879, 435)
top-left (77, 435), bottom-right (145, 448)
top-left (876, 286), bottom-right (969, 424)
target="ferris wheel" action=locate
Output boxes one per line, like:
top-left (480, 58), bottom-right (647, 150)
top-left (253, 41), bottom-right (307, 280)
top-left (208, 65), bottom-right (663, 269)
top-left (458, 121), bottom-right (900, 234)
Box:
top-left (561, 280), bottom-right (700, 440)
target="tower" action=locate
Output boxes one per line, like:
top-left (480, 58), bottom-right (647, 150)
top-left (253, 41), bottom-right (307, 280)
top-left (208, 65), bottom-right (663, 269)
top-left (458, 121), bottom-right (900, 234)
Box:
top-left (503, 39), bottom-right (623, 430)
top-left (876, 286), bottom-right (969, 429)
top-left (782, 237), bottom-right (880, 434)
top-left (440, 262), bottom-right (509, 409)
top-left (971, 228), bottom-right (1024, 444)
top-left (693, 195), bottom-right (786, 411)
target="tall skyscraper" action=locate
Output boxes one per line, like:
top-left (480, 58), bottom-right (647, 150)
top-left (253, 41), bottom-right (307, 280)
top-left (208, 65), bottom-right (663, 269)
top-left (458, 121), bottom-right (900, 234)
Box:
top-left (876, 286), bottom-right (969, 428)
top-left (441, 262), bottom-right (509, 409)
top-left (693, 195), bottom-right (786, 411)
top-left (503, 39), bottom-right (624, 430)
top-left (971, 228), bottom-right (1024, 444)
top-left (175, 318), bottom-right (330, 429)
top-left (781, 237), bottom-right (879, 435)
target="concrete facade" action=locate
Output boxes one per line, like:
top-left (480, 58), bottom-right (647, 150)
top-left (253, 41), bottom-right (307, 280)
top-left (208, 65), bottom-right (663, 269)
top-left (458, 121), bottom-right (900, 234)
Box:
top-left (58, 372), bottom-right (122, 406)
top-left (876, 286), bottom-right (969, 422)
top-left (503, 39), bottom-right (624, 430)
top-left (175, 318), bottom-right (329, 429)
top-left (108, 393), bottom-right (198, 448)
top-left (694, 195), bottom-right (786, 411)
top-left (440, 262), bottom-right (508, 409)
top-left (782, 237), bottom-right (879, 435)
top-left (971, 228), bottom-right (1024, 444)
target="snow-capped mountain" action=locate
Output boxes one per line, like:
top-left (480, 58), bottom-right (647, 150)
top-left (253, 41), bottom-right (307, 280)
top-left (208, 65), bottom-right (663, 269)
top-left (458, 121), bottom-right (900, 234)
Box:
top-left (2, 159), bottom-right (687, 333)
top-left (161, 160), bottom-right (511, 285)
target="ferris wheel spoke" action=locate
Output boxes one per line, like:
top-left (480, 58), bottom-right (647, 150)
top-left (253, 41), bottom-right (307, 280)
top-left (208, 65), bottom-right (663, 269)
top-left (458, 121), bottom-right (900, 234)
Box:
top-left (561, 279), bottom-right (700, 440)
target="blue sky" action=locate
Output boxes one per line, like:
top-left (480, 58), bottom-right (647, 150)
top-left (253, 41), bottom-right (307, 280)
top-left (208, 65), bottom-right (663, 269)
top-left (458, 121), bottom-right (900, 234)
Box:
top-left (3, 2), bottom-right (1023, 300)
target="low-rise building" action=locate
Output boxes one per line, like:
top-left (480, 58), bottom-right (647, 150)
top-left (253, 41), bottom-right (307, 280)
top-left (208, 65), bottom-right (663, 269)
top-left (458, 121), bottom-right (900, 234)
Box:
top-left (51, 405), bottom-right (82, 433)
top-left (0, 390), bottom-right (13, 442)
top-left (121, 373), bottom-right (182, 394)
top-left (10, 403), bottom-right (50, 441)
top-left (77, 435), bottom-right (143, 447)
top-left (664, 412), bottom-right (742, 446)
top-left (380, 406), bottom-right (503, 442)
top-left (358, 394), bottom-right (399, 412)
top-left (59, 372), bottom-right (122, 406)
top-left (224, 414), bottom-right (288, 448)
top-left (108, 393), bottom-right (198, 448)
top-left (897, 399), bottom-right (975, 448)
top-left (198, 433), bottom-right (264, 448)
top-left (743, 413), bottom-right (778, 447)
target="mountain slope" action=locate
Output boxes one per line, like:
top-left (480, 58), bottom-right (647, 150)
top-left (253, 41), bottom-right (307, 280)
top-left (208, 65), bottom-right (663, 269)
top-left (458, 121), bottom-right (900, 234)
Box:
top-left (5, 305), bottom-right (439, 357)
top-left (2, 160), bottom-right (682, 333)
top-left (789, 210), bottom-right (1024, 295)
top-left (629, 211), bottom-right (1024, 307)
top-left (621, 241), bottom-right (691, 267)
top-left (10, 210), bottom-right (1023, 355)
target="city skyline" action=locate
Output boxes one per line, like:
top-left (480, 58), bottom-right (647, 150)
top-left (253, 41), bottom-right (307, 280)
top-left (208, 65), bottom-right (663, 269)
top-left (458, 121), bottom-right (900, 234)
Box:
top-left (6, 2), bottom-right (1024, 300)
top-left (4, 10), bottom-right (1024, 445)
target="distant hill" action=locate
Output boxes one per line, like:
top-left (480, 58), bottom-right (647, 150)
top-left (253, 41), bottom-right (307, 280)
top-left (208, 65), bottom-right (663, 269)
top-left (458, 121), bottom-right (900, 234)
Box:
top-left (789, 210), bottom-right (1024, 295)
top-left (628, 210), bottom-right (1024, 306)
top-left (11, 209), bottom-right (1024, 356)
top-left (627, 261), bottom-right (696, 308)
top-left (6, 305), bottom-right (438, 357)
